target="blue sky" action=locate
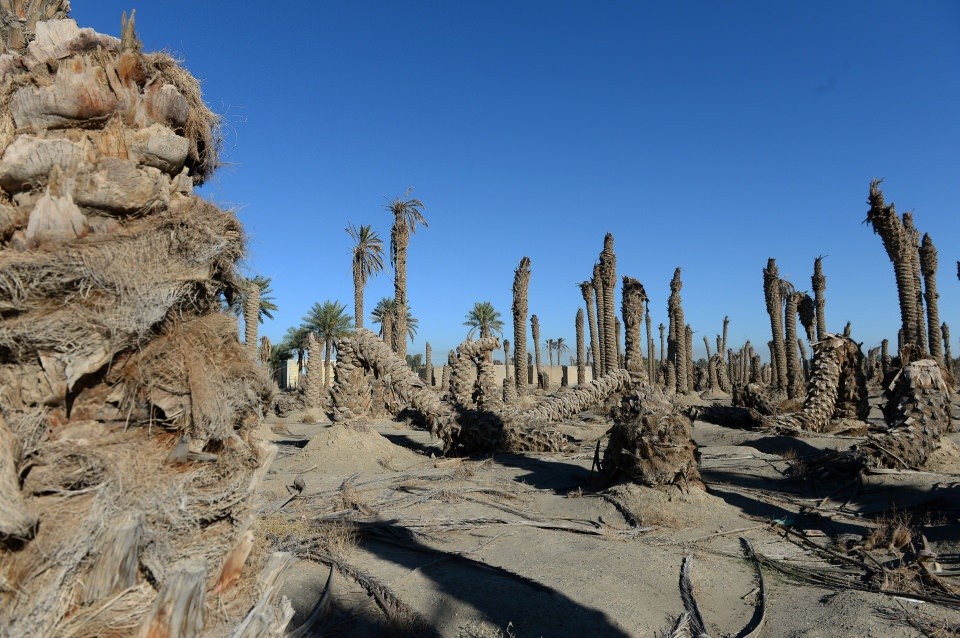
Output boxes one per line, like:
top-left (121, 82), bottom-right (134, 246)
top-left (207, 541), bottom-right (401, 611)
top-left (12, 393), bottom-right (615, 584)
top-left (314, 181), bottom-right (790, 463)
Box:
top-left (71, 2), bottom-right (960, 362)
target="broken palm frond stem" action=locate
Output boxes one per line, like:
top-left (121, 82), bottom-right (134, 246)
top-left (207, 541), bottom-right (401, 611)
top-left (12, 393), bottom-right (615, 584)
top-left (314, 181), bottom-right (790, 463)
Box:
top-left (668, 539), bottom-right (766, 638)
top-left (304, 550), bottom-right (437, 637)
top-left (769, 334), bottom-right (867, 433)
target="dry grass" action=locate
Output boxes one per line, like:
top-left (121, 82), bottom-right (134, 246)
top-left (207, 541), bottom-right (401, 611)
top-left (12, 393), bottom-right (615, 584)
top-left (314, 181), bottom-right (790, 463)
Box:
top-left (566, 487), bottom-right (584, 498)
top-left (864, 509), bottom-right (914, 551)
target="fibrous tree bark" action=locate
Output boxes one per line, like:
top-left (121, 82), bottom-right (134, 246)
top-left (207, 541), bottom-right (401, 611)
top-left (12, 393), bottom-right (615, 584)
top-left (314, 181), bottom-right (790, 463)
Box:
top-left (600, 233), bottom-right (618, 375)
top-left (531, 314), bottom-right (543, 389)
top-left (575, 308), bottom-right (586, 386)
top-left (580, 280), bottom-right (600, 382)
top-left (784, 291), bottom-right (803, 399)
top-left (865, 181), bottom-right (926, 354)
top-left (667, 268), bottom-right (688, 393)
top-left (593, 262), bottom-right (606, 376)
top-left (812, 256), bottom-right (827, 341)
top-left (621, 275), bottom-right (646, 378)
top-left (0, 10), bottom-right (280, 636)
top-left (770, 334), bottom-right (866, 432)
top-left (646, 306), bottom-right (655, 382)
top-left (920, 233), bottom-right (943, 364)
top-left (763, 259), bottom-right (788, 391)
top-left (244, 281), bottom-right (259, 361)
top-left (859, 359), bottom-right (951, 468)
top-left (304, 333), bottom-right (323, 409)
top-left (512, 257), bottom-right (531, 395)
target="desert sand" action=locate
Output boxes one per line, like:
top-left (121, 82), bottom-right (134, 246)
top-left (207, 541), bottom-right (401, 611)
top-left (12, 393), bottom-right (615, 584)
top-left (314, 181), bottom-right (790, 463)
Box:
top-left (254, 391), bottom-right (960, 637)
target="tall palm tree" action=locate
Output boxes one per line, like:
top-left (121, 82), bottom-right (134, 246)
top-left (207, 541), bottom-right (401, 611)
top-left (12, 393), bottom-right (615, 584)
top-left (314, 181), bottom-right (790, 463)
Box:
top-left (230, 274), bottom-right (278, 324)
top-left (555, 337), bottom-right (570, 367)
top-left (544, 338), bottom-right (557, 366)
top-left (371, 297), bottom-right (418, 344)
top-left (346, 222), bottom-right (385, 330)
top-left (303, 300), bottom-right (353, 387)
top-left (464, 301), bottom-right (505, 339)
top-left (387, 189), bottom-right (427, 357)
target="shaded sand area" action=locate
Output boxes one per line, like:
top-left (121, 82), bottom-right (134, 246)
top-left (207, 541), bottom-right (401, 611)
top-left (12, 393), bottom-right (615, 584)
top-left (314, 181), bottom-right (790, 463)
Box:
top-left (257, 393), bottom-right (960, 637)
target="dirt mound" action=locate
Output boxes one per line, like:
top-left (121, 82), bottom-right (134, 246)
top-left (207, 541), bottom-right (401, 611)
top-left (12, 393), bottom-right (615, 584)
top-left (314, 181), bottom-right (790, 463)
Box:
top-left (294, 424), bottom-right (426, 476)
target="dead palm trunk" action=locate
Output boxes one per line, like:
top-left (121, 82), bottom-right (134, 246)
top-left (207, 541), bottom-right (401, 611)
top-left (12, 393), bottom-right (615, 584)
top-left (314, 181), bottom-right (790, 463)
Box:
top-left (531, 314), bottom-right (543, 389)
top-left (581, 280), bottom-right (601, 382)
top-left (858, 359), bottom-right (951, 468)
top-left (704, 335), bottom-right (717, 391)
top-left (502, 339), bottom-right (511, 385)
top-left (685, 324), bottom-right (695, 391)
top-left (812, 256), bottom-right (827, 341)
top-left (621, 276), bottom-right (646, 376)
top-left (658, 323), bottom-right (666, 385)
top-left (646, 306), bottom-right (655, 382)
top-left (668, 268), bottom-right (688, 393)
top-left (512, 257), bottom-right (531, 395)
top-left (785, 292), bottom-right (802, 399)
top-left (593, 262), bottom-right (606, 376)
top-left (942, 323), bottom-right (952, 377)
top-left (763, 259), bottom-right (788, 391)
top-left (575, 308), bottom-right (586, 385)
top-left (920, 234), bottom-right (943, 364)
top-left (865, 181), bottom-right (926, 354)
top-left (770, 334), bottom-right (867, 432)
top-left (721, 315), bottom-right (729, 354)
top-left (600, 233), bottom-right (618, 374)
top-left (424, 342), bottom-right (433, 385)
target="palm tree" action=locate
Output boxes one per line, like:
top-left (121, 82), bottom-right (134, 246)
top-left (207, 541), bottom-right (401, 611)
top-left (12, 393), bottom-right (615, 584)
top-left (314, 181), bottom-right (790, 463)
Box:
top-left (371, 297), bottom-right (419, 345)
top-left (544, 338), bottom-right (557, 366)
top-left (230, 274), bottom-right (278, 324)
top-left (387, 189), bottom-right (427, 357)
top-left (464, 301), bottom-right (504, 339)
top-left (281, 324), bottom-right (310, 380)
top-left (303, 300), bottom-right (353, 387)
top-left (556, 337), bottom-right (570, 367)
top-left (346, 222), bottom-right (385, 330)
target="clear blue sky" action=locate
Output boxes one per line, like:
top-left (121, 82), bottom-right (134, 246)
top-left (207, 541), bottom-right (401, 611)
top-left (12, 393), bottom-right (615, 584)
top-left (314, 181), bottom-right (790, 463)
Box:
top-left (72, 2), bottom-right (960, 362)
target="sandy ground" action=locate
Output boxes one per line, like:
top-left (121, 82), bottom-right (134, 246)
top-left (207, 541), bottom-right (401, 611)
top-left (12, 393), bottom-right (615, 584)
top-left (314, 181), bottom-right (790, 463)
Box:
top-left (256, 391), bottom-right (960, 637)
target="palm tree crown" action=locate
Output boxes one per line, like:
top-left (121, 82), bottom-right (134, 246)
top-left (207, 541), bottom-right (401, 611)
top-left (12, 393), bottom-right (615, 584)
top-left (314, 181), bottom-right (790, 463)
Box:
top-left (346, 222), bottom-right (385, 328)
top-left (556, 337), bottom-right (571, 366)
top-left (229, 274), bottom-right (278, 324)
top-left (371, 297), bottom-right (419, 343)
top-left (347, 222), bottom-right (385, 280)
top-left (386, 190), bottom-right (427, 268)
top-left (464, 301), bottom-right (504, 339)
top-left (303, 300), bottom-right (353, 346)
